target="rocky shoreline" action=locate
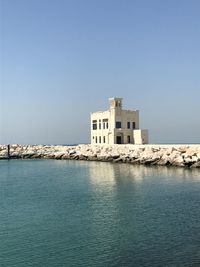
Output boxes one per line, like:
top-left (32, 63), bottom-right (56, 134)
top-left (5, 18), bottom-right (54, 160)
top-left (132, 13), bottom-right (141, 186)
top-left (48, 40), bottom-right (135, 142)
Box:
top-left (1, 144), bottom-right (200, 168)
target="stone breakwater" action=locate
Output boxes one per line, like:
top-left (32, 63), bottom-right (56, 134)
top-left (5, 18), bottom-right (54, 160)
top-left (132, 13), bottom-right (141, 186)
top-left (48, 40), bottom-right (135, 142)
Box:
top-left (1, 144), bottom-right (200, 168)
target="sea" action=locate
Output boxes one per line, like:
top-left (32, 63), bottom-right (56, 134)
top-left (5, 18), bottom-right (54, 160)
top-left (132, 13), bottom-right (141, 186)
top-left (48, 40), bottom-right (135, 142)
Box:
top-left (0, 159), bottom-right (200, 267)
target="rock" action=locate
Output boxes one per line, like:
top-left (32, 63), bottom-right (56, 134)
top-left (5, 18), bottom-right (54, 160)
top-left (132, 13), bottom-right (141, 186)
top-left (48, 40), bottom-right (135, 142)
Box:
top-left (113, 157), bottom-right (123, 163)
top-left (112, 154), bottom-right (120, 159)
top-left (61, 154), bottom-right (70, 159)
top-left (171, 155), bottom-right (184, 166)
top-left (185, 148), bottom-right (196, 157)
top-left (190, 161), bottom-right (200, 168)
top-left (69, 150), bottom-right (76, 155)
top-left (157, 155), bottom-right (172, 165)
top-left (142, 158), bottom-right (159, 165)
top-left (78, 155), bottom-right (88, 160)
top-left (130, 158), bottom-right (141, 164)
top-left (0, 144), bottom-right (200, 168)
top-left (88, 155), bottom-right (98, 161)
top-left (54, 153), bottom-right (64, 159)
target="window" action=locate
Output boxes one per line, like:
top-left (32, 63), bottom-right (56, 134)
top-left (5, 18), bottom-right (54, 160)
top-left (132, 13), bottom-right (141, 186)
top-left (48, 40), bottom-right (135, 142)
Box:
top-left (99, 136), bottom-right (101, 143)
top-left (127, 122), bottom-right (130, 129)
top-left (95, 136), bottom-right (97, 143)
top-left (132, 122), bottom-right (136, 129)
top-left (92, 120), bottom-right (97, 130)
top-left (99, 120), bottom-right (101, 129)
top-left (103, 119), bottom-right (108, 129)
top-left (103, 136), bottom-right (106, 143)
top-left (115, 100), bottom-right (121, 107)
top-left (116, 121), bottom-right (121, 128)
top-left (127, 135), bottom-right (131, 143)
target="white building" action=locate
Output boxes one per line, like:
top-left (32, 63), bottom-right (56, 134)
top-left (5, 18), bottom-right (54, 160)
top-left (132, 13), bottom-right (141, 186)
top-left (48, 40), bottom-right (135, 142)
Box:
top-left (91, 97), bottom-right (149, 145)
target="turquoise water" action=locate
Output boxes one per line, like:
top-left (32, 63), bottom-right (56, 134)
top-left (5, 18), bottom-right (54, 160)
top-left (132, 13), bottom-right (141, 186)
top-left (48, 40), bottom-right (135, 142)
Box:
top-left (0, 160), bottom-right (200, 267)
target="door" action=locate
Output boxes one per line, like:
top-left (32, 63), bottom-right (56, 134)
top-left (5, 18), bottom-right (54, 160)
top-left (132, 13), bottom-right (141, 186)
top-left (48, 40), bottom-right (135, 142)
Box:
top-left (116, 136), bottom-right (122, 144)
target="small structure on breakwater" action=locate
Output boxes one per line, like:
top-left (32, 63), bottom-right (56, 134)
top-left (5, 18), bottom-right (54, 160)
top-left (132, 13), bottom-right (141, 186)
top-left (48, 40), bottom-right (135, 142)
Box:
top-left (7, 144), bottom-right (10, 159)
top-left (90, 97), bottom-right (148, 145)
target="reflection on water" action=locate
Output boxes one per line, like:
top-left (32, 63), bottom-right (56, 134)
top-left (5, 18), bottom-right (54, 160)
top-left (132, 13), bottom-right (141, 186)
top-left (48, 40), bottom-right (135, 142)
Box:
top-left (88, 161), bottom-right (200, 185)
top-left (0, 159), bottom-right (200, 267)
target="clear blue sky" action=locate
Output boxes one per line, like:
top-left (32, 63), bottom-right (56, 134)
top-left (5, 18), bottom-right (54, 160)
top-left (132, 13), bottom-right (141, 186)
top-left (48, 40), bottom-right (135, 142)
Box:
top-left (1, 0), bottom-right (200, 144)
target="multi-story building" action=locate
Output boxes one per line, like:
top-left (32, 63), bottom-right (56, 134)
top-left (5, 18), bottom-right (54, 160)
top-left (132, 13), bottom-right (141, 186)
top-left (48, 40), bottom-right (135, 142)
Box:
top-left (91, 97), bottom-right (149, 145)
